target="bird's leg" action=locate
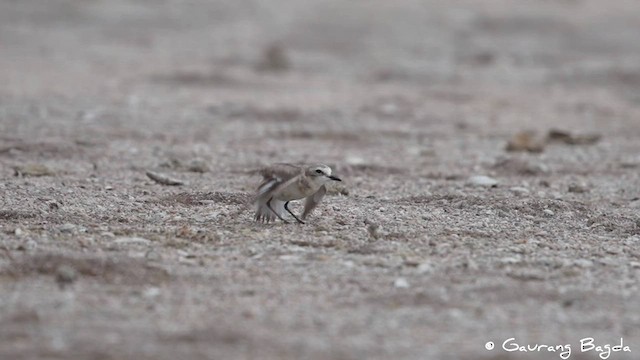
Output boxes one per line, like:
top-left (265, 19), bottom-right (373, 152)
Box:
top-left (267, 197), bottom-right (289, 223)
top-left (284, 201), bottom-right (305, 224)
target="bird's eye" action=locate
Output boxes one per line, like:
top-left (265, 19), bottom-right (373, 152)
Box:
top-left (315, 169), bottom-right (323, 174)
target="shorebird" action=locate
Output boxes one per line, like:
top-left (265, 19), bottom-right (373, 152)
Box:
top-left (254, 163), bottom-right (342, 224)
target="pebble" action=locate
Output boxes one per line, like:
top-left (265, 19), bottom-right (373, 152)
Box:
top-left (507, 269), bottom-right (547, 281)
top-left (55, 265), bottom-right (78, 289)
top-left (603, 246), bottom-right (622, 255)
top-left (467, 175), bottom-right (498, 187)
top-left (417, 262), bottom-right (433, 274)
top-left (364, 219), bottom-right (382, 240)
top-left (543, 209), bottom-right (555, 216)
top-left (345, 156), bottom-right (365, 165)
top-left (113, 237), bottom-right (151, 245)
top-left (572, 259), bottom-right (594, 268)
top-left (145, 249), bottom-right (163, 261)
top-left (367, 223), bottom-right (382, 239)
top-left (494, 157), bottom-right (549, 175)
top-left (256, 43), bottom-right (290, 72)
top-left (500, 256), bottom-right (522, 265)
top-left (13, 163), bottom-right (55, 177)
top-left (547, 129), bottom-right (601, 145)
top-left (146, 171), bottom-right (184, 186)
top-left (568, 183), bottom-right (589, 193)
top-left (510, 187), bottom-right (530, 195)
top-left (505, 131), bottom-right (545, 153)
top-left (624, 235), bottom-right (640, 245)
top-left (187, 159), bottom-right (209, 173)
top-left (59, 223), bottom-right (76, 233)
top-left (142, 287), bottom-right (161, 299)
top-left (279, 255), bottom-right (300, 261)
top-left (597, 258), bottom-right (618, 266)
top-left (393, 278), bottom-right (410, 288)
top-left (381, 102), bottom-right (399, 115)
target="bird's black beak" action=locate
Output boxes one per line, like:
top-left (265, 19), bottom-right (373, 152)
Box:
top-left (328, 175), bottom-right (342, 181)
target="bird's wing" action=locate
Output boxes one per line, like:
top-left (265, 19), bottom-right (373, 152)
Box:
top-left (254, 163), bottom-right (302, 201)
top-left (302, 185), bottom-right (327, 220)
top-left (259, 163), bottom-right (302, 183)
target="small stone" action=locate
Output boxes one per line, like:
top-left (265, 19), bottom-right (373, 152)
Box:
top-left (493, 158), bottom-right (549, 176)
top-left (145, 249), bottom-right (163, 261)
top-left (572, 259), bottom-right (593, 268)
top-left (624, 235), bottom-right (640, 246)
top-left (597, 258), bottom-right (618, 266)
top-left (507, 268), bottom-right (547, 281)
top-left (510, 187), bottom-right (530, 195)
top-left (506, 131), bottom-right (545, 153)
top-left (55, 265), bottom-right (78, 289)
top-left (255, 43), bottom-right (290, 72)
top-left (467, 175), bottom-right (498, 187)
top-left (279, 255), bottom-right (300, 261)
top-left (364, 219), bottom-right (382, 240)
top-left (16, 239), bottom-right (37, 251)
top-left (547, 129), bottom-right (601, 145)
top-left (463, 258), bottom-right (479, 271)
top-left (543, 209), bottom-right (555, 216)
top-left (403, 258), bottom-right (421, 267)
top-left (13, 164), bottom-right (55, 177)
top-left (159, 157), bottom-right (182, 169)
top-left (435, 243), bottom-right (452, 255)
top-left (393, 278), bottom-right (410, 288)
top-left (568, 183), bottom-right (589, 193)
top-left (345, 156), bottom-right (365, 165)
top-left (327, 183), bottom-right (349, 196)
top-left (630, 262), bottom-right (640, 269)
top-left (59, 223), bottom-right (76, 233)
top-left (113, 237), bottom-right (151, 245)
top-left (186, 159), bottom-right (209, 173)
top-left (381, 103), bottom-right (399, 115)
top-left (603, 246), bottom-right (622, 255)
top-left (417, 262), bottom-right (433, 274)
top-left (14, 228), bottom-right (24, 237)
top-left (619, 158), bottom-right (640, 169)
top-left (500, 256), bottom-right (522, 265)
top-left (142, 287), bottom-right (161, 299)
top-left (146, 171), bottom-right (184, 186)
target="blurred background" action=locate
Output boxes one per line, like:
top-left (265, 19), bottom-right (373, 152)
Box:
top-left (3, 0), bottom-right (640, 165)
top-left (2, 0), bottom-right (640, 97)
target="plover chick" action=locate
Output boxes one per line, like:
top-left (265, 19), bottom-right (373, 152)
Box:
top-left (254, 163), bottom-right (342, 224)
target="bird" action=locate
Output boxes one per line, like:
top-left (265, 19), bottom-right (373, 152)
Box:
top-left (253, 163), bottom-right (342, 224)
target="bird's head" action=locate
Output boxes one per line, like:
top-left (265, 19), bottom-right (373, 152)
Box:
top-left (306, 164), bottom-right (342, 184)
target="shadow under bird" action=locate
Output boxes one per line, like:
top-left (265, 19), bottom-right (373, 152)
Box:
top-left (254, 163), bottom-right (342, 224)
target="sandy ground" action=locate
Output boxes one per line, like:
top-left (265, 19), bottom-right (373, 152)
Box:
top-left (1, 0), bottom-right (640, 359)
